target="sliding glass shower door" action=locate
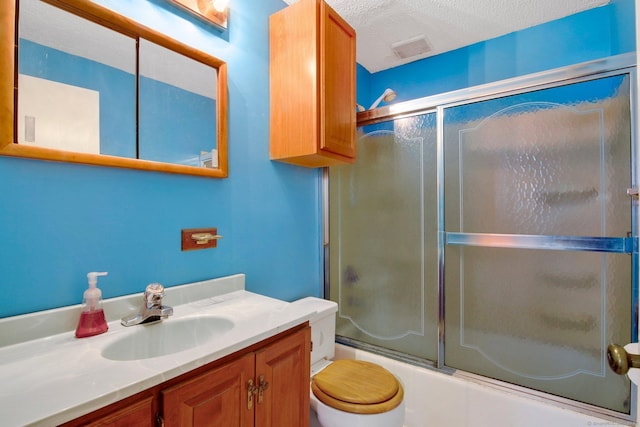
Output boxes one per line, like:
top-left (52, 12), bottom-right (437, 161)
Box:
top-left (329, 66), bottom-right (636, 415)
top-left (329, 113), bottom-right (439, 360)
top-left (443, 74), bottom-right (633, 413)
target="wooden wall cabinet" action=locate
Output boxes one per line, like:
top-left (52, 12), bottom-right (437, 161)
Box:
top-left (61, 326), bottom-right (311, 427)
top-left (269, 0), bottom-right (356, 167)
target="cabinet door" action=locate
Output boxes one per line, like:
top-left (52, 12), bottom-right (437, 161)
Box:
top-left (62, 396), bottom-right (154, 427)
top-left (162, 353), bottom-right (255, 427)
top-left (320, 0), bottom-right (356, 159)
top-left (254, 327), bottom-right (311, 427)
top-left (270, 0), bottom-right (355, 167)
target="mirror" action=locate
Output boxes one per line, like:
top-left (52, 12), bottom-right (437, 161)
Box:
top-left (18, 0), bottom-right (137, 157)
top-left (0, 0), bottom-right (228, 178)
top-left (138, 39), bottom-right (219, 167)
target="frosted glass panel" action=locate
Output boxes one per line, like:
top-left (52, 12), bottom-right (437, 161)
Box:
top-left (445, 247), bottom-right (631, 411)
top-left (443, 75), bottom-right (632, 413)
top-left (329, 114), bottom-right (438, 360)
top-left (444, 75), bottom-right (631, 237)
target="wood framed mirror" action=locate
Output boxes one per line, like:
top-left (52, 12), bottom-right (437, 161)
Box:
top-left (0, 0), bottom-right (228, 178)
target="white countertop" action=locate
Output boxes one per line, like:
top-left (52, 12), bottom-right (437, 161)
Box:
top-left (0, 274), bottom-right (317, 426)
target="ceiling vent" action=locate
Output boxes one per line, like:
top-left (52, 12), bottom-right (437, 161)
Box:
top-left (391, 35), bottom-right (431, 60)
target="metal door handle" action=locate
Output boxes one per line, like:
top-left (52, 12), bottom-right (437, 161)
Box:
top-left (607, 344), bottom-right (640, 375)
top-left (247, 379), bottom-right (258, 410)
top-left (258, 375), bottom-right (269, 404)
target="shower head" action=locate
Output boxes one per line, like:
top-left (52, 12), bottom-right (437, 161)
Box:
top-left (368, 88), bottom-right (397, 110)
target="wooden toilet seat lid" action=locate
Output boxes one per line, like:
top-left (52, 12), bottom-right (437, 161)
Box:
top-left (311, 360), bottom-right (404, 414)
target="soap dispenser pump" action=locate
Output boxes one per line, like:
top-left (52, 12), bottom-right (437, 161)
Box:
top-left (75, 272), bottom-right (109, 338)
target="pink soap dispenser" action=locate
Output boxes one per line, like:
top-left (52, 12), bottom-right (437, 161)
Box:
top-left (75, 272), bottom-right (109, 338)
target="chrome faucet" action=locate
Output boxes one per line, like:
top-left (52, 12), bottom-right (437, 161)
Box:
top-left (121, 283), bottom-right (173, 326)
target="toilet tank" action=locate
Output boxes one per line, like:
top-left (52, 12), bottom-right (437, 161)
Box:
top-left (291, 297), bottom-right (338, 365)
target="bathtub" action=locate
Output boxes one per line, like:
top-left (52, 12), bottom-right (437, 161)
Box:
top-left (333, 344), bottom-right (632, 427)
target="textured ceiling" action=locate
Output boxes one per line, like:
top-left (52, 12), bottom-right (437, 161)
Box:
top-left (283, 0), bottom-right (610, 73)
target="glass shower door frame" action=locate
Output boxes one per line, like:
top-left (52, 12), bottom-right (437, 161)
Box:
top-left (434, 66), bottom-right (638, 420)
top-left (333, 52), bottom-right (638, 422)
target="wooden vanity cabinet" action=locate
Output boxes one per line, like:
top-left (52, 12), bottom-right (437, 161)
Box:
top-left (162, 327), bottom-right (310, 426)
top-left (161, 353), bottom-right (255, 427)
top-left (254, 327), bottom-right (311, 426)
top-left (61, 325), bottom-right (310, 427)
top-left (269, 0), bottom-right (356, 167)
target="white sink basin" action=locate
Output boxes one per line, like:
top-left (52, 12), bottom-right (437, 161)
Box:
top-left (101, 315), bottom-right (234, 361)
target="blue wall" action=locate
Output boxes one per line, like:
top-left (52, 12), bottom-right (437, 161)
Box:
top-left (1, 0), bottom-right (635, 318)
top-left (358, 0), bottom-right (635, 106)
top-left (0, 0), bottom-right (322, 317)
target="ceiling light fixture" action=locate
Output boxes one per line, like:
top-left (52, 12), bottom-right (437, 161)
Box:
top-left (170, 0), bottom-right (229, 30)
top-left (212, 0), bottom-right (230, 12)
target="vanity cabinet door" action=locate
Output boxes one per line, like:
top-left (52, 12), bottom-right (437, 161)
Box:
top-left (161, 353), bottom-right (255, 427)
top-left (255, 327), bottom-right (311, 427)
top-left (60, 395), bottom-right (154, 427)
top-left (269, 0), bottom-right (356, 167)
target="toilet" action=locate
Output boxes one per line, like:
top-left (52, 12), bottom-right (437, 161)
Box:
top-left (295, 297), bottom-right (405, 427)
